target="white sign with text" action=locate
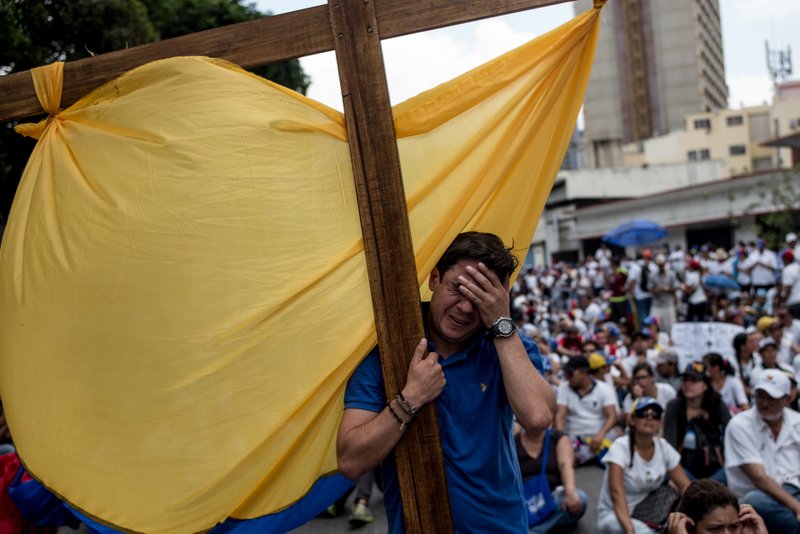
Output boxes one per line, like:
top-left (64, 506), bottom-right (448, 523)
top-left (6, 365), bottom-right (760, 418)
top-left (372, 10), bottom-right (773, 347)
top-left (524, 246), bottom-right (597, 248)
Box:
top-left (670, 322), bottom-right (744, 368)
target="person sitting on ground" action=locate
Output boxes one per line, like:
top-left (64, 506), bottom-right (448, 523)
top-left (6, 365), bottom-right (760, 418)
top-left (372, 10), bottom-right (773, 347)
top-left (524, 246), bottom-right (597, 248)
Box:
top-left (775, 307), bottom-right (800, 370)
top-left (590, 352), bottom-right (617, 391)
top-left (642, 316), bottom-right (668, 350)
top-left (666, 479), bottom-right (767, 534)
top-left (620, 330), bottom-right (655, 379)
top-left (724, 369), bottom-right (800, 534)
top-left (515, 425), bottom-right (588, 533)
top-left (534, 333), bottom-right (561, 389)
top-left (596, 397), bottom-right (690, 534)
top-left (622, 362), bottom-right (677, 414)
top-left (733, 331), bottom-right (761, 397)
top-left (556, 324), bottom-right (583, 359)
top-left (704, 352), bottom-right (749, 414)
top-left (751, 336), bottom-right (794, 385)
top-left (663, 362), bottom-right (730, 481)
top-left (555, 356), bottom-right (621, 464)
top-left (653, 349), bottom-right (682, 391)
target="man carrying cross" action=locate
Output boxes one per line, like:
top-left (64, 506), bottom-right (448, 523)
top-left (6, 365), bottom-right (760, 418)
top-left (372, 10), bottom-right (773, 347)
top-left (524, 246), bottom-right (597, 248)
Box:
top-left (337, 231), bottom-right (556, 532)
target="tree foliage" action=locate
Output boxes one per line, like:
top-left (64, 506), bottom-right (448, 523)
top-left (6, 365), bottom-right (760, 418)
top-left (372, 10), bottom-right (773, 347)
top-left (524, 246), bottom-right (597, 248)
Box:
top-left (754, 168), bottom-right (800, 249)
top-left (0, 0), bottom-right (310, 222)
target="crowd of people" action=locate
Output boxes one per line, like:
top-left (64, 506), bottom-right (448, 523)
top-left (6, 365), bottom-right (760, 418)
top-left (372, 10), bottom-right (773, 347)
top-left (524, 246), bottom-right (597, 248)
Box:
top-left (507, 232), bottom-right (800, 533)
top-left (324, 232), bottom-right (799, 534)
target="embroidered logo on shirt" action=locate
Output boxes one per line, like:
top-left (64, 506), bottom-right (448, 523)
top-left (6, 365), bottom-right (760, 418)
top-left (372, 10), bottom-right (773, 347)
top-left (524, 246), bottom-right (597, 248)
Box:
top-left (480, 383), bottom-right (487, 392)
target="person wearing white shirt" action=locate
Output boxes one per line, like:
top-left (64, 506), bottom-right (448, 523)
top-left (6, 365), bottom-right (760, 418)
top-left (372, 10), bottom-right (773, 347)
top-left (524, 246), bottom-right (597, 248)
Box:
top-left (597, 397), bottom-right (689, 534)
top-left (628, 252), bottom-right (655, 328)
top-left (782, 250), bottom-right (800, 320)
top-left (724, 370), bottom-right (800, 533)
top-left (596, 244), bottom-right (612, 272)
top-left (786, 232), bottom-right (800, 265)
top-left (683, 260), bottom-right (708, 322)
top-left (668, 245), bottom-right (685, 275)
top-left (622, 362), bottom-right (677, 414)
top-left (708, 248), bottom-right (734, 277)
top-left (751, 336), bottom-right (795, 386)
top-left (554, 356), bottom-right (620, 463)
top-left (648, 255), bottom-right (678, 336)
top-left (704, 352), bottom-right (750, 413)
top-left (746, 239), bottom-right (778, 292)
top-left (620, 330), bottom-right (654, 378)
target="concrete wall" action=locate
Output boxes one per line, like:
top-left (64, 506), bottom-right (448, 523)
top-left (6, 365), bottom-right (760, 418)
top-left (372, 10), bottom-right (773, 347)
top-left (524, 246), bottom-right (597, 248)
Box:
top-left (556, 160), bottom-right (724, 200)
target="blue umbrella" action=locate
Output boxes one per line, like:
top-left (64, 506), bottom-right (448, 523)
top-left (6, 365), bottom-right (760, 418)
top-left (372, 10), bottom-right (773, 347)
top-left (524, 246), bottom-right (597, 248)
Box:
top-left (602, 219), bottom-right (667, 247)
top-left (704, 274), bottom-right (740, 291)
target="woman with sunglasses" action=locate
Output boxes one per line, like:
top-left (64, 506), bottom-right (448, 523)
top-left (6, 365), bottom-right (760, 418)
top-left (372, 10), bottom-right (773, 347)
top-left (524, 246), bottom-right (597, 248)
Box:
top-left (663, 362), bottom-right (730, 481)
top-left (597, 397), bottom-right (690, 534)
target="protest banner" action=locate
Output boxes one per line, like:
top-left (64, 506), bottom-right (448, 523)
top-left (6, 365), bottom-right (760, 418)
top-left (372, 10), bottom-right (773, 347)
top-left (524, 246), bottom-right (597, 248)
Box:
top-left (671, 322), bottom-right (744, 368)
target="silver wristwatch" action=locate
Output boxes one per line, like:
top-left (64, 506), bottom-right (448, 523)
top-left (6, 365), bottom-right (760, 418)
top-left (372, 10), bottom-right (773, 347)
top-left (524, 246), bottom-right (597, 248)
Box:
top-left (490, 316), bottom-right (516, 338)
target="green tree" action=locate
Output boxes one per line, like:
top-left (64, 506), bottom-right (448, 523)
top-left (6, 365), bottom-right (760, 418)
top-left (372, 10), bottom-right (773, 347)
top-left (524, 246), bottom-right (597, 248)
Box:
top-left (753, 168), bottom-right (800, 249)
top-left (0, 0), bottom-right (310, 222)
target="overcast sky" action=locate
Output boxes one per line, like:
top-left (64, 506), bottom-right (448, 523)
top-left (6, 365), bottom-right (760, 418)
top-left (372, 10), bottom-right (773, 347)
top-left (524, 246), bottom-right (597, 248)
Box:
top-left (253, 0), bottom-right (799, 119)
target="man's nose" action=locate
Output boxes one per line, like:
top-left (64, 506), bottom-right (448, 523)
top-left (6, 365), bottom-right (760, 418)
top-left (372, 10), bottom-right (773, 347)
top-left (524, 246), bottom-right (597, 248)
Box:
top-left (457, 296), bottom-right (474, 313)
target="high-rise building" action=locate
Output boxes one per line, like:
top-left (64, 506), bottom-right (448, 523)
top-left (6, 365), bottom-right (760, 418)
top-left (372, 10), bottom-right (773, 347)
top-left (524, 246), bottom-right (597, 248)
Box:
top-left (576, 0), bottom-right (727, 168)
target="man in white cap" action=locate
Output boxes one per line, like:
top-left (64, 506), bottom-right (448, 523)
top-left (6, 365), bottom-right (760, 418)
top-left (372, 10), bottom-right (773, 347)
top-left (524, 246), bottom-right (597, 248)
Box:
top-left (724, 369), bottom-right (800, 533)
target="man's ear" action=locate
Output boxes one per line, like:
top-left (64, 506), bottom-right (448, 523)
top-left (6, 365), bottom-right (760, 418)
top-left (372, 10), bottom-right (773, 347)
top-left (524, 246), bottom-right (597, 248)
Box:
top-left (429, 267), bottom-right (440, 291)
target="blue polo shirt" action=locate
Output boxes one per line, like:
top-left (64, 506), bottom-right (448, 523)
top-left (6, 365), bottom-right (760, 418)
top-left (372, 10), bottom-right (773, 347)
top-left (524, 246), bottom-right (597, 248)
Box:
top-left (344, 329), bottom-right (544, 533)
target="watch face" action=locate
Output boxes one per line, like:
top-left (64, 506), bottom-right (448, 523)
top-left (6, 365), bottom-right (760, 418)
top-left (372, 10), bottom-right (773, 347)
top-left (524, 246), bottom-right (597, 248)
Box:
top-left (495, 318), bottom-right (514, 336)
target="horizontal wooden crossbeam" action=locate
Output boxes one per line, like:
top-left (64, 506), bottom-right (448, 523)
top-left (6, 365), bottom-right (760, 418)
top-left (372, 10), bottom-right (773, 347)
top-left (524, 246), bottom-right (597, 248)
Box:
top-left (0, 0), bottom-right (569, 121)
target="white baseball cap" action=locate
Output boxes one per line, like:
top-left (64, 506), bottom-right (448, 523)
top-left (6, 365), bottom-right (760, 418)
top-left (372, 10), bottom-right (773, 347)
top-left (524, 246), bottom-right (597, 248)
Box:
top-left (787, 232), bottom-right (798, 243)
top-left (754, 369), bottom-right (791, 399)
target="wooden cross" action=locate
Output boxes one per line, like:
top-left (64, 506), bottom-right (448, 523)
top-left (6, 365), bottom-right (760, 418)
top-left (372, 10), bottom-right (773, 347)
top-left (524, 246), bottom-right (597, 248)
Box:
top-left (0, 1), bottom-right (570, 531)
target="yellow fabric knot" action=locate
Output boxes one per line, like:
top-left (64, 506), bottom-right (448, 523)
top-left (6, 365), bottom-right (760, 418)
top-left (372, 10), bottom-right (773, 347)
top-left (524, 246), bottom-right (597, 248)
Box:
top-left (14, 62), bottom-right (65, 139)
top-left (593, 0), bottom-right (607, 8)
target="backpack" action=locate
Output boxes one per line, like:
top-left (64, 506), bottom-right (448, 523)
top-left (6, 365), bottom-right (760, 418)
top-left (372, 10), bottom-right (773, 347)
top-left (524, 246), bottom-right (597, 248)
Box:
top-left (639, 263), bottom-right (649, 292)
top-left (681, 416), bottom-right (724, 479)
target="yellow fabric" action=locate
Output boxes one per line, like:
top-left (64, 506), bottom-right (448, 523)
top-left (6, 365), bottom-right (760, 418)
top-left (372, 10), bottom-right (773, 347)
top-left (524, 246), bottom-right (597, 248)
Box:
top-left (14, 62), bottom-right (64, 139)
top-left (1, 7), bottom-right (600, 534)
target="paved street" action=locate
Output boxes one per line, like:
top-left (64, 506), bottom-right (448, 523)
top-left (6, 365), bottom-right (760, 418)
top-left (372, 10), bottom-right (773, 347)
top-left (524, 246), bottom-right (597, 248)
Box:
top-left (291, 464), bottom-right (605, 533)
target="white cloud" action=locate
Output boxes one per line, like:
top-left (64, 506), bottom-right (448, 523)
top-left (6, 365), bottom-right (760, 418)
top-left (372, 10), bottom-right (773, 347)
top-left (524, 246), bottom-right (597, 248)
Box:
top-left (301, 19), bottom-right (538, 111)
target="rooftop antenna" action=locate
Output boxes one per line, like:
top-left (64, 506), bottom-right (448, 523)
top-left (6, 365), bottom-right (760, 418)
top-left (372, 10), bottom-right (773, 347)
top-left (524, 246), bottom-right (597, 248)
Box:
top-left (766, 41), bottom-right (792, 83)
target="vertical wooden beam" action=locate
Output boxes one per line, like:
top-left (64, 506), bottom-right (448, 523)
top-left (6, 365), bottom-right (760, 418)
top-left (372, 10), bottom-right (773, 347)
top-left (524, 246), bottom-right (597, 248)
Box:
top-left (327, 1), bottom-right (453, 532)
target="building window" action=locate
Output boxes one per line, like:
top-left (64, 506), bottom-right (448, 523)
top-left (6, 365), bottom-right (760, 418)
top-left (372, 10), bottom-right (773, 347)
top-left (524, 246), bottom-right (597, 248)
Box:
top-left (688, 150), bottom-right (698, 161)
top-left (694, 118), bottom-right (711, 129)
top-left (726, 115), bottom-right (743, 126)
top-left (729, 145), bottom-right (746, 156)
top-left (700, 149), bottom-right (710, 160)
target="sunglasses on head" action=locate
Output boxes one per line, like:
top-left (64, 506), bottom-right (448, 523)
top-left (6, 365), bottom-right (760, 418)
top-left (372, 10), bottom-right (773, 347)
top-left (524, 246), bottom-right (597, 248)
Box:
top-left (687, 362), bottom-right (706, 374)
top-left (633, 409), bottom-right (662, 420)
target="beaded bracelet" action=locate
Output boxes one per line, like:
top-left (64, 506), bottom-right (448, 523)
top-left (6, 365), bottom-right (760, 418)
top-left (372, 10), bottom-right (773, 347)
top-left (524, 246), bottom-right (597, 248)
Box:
top-left (395, 393), bottom-right (418, 418)
top-left (386, 399), bottom-right (409, 431)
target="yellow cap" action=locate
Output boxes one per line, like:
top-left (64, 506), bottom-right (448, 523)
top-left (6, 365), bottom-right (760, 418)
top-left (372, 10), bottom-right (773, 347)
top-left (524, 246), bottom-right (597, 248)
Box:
top-left (588, 352), bottom-right (608, 370)
top-left (756, 316), bottom-right (777, 332)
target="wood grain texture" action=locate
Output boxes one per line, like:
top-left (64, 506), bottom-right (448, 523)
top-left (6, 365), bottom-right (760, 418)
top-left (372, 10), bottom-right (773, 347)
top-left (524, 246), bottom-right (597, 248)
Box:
top-left (0, 0), bottom-right (572, 121)
top-left (328, 1), bottom-right (453, 532)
